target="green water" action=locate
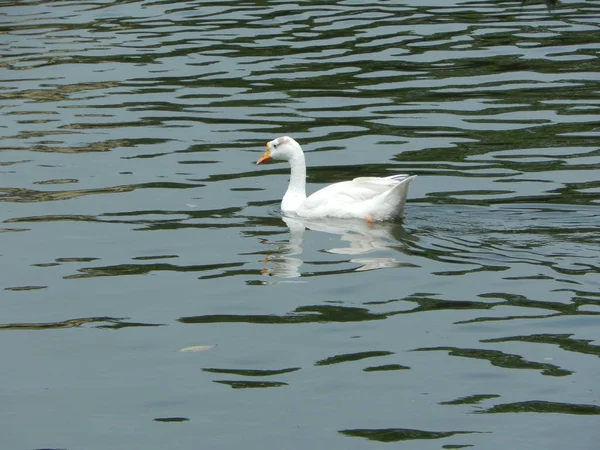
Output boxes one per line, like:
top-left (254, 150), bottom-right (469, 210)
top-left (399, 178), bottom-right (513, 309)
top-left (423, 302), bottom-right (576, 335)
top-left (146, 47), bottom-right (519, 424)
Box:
top-left (1, 1), bottom-right (599, 449)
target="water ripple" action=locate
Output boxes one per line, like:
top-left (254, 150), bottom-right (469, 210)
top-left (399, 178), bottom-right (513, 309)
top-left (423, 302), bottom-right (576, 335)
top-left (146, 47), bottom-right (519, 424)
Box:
top-left (1, 1), bottom-right (599, 449)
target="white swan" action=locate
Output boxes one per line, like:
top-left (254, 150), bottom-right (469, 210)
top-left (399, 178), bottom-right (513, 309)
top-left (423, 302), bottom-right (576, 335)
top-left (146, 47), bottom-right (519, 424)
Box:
top-left (256, 136), bottom-right (416, 221)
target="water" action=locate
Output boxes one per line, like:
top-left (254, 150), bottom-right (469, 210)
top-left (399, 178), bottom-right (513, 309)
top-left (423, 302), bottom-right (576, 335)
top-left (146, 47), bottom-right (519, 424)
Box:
top-left (1, 1), bottom-right (599, 449)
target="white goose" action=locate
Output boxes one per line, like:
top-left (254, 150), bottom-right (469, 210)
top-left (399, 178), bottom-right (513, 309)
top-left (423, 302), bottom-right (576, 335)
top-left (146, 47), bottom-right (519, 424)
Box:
top-left (256, 136), bottom-right (416, 222)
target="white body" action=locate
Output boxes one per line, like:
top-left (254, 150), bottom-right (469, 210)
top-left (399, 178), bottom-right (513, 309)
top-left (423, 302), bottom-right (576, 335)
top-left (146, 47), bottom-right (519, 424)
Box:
top-left (257, 136), bottom-right (416, 221)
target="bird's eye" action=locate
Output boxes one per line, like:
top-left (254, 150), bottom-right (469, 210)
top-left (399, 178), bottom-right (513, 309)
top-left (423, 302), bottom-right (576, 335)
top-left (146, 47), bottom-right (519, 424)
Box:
top-left (273, 143), bottom-right (278, 149)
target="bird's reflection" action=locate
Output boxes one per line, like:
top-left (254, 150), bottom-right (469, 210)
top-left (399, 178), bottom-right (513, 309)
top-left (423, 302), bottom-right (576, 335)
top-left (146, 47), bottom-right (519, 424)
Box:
top-left (261, 216), bottom-right (414, 278)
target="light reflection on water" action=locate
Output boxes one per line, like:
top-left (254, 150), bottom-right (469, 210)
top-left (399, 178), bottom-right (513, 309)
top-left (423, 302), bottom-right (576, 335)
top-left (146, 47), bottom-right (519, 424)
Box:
top-left (1, 1), bottom-right (599, 449)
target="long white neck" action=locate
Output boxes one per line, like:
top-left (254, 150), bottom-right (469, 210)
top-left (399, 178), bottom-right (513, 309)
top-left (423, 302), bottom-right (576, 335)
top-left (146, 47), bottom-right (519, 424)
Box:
top-left (281, 150), bottom-right (307, 213)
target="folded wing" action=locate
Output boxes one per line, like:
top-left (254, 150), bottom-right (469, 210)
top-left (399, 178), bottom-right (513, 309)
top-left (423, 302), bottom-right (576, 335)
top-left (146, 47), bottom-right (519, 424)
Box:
top-left (303, 174), bottom-right (409, 210)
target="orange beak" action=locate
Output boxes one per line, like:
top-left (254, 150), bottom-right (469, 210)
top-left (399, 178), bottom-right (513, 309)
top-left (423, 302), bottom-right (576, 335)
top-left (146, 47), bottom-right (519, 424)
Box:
top-left (256, 143), bottom-right (272, 165)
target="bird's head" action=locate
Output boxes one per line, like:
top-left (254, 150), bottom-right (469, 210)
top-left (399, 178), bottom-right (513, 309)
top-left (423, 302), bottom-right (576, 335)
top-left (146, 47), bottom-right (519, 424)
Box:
top-left (256, 136), bottom-right (302, 164)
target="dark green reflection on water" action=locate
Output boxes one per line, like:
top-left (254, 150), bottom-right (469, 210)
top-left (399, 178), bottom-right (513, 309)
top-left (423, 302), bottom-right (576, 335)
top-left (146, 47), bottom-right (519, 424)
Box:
top-left (4, 285), bottom-right (47, 291)
top-left (180, 305), bottom-right (388, 325)
top-left (413, 346), bottom-right (572, 377)
top-left (0, 316), bottom-right (162, 331)
top-left (440, 394), bottom-right (501, 406)
top-left (315, 351), bottom-right (394, 366)
top-left (202, 367), bottom-right (300, 376)
top-left (482, 333), bottom-right (600, 358)
top-left (213, 380), bottom-right (288, 389)
top-left (0, 182), bottom-right (203, 203)
top-left (179, 292), bottom-right (598, 327)
top-left (475, 400), bottom-right (600, 415)
top-left (363, 364), bottom-right (410, 372)
top-left (64, 261), bottom-right (245, 279)
top-left (340, 427), bottom-right (480, 442)
top-left (154, 417), bottom-right (190, 423)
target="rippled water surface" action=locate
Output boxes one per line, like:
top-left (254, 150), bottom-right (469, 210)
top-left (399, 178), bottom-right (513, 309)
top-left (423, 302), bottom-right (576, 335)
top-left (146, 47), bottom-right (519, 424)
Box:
top-left (1, 1), bottom-right (599, 449)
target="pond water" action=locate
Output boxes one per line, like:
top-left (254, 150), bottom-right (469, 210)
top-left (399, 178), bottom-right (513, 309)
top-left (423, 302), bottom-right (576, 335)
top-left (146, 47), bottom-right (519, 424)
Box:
top-left (1, 1), bottom-right (599, 449)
